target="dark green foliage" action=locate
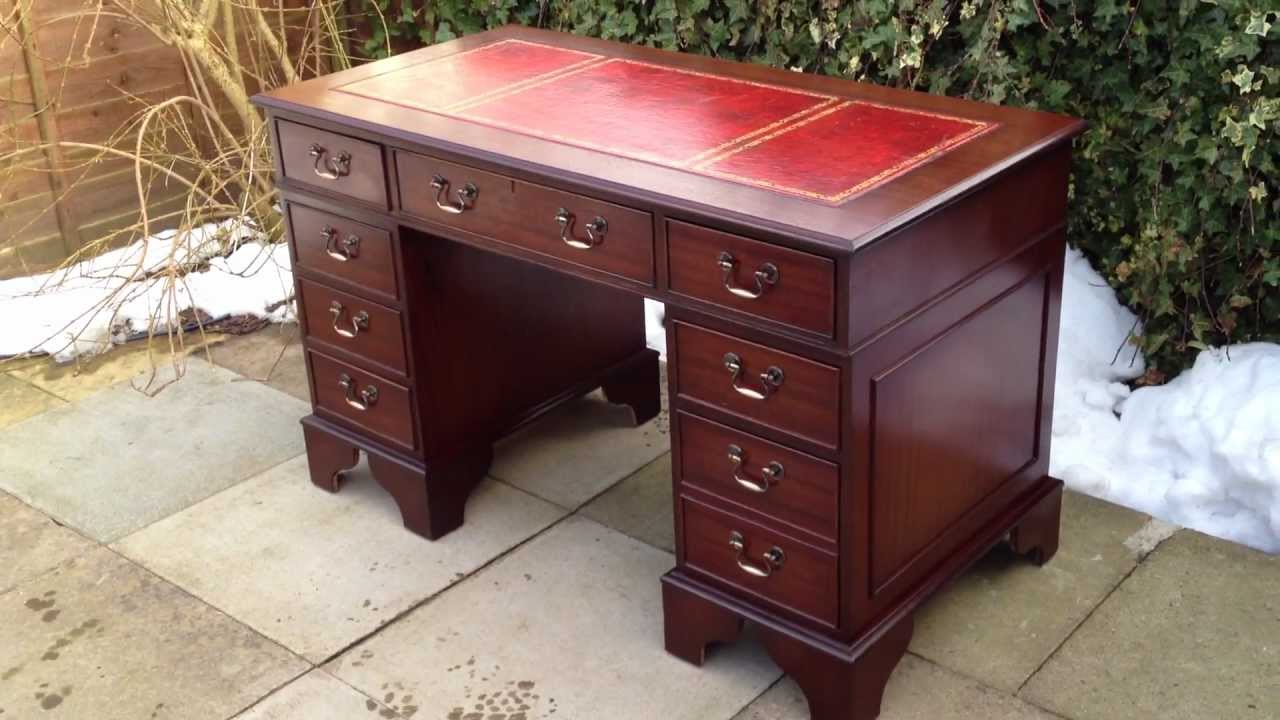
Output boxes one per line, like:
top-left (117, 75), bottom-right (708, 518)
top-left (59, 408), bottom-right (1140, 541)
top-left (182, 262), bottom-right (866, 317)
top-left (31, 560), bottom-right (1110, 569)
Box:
top-left (354, 1), bottom-right (1278, 378)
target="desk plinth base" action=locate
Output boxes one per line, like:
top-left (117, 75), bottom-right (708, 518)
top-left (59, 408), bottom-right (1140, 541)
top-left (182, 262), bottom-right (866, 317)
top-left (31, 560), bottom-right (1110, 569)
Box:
top-left (301, 416), bottom-right (492, 539)
top-left (662, 479), bottom-right (1063, 720)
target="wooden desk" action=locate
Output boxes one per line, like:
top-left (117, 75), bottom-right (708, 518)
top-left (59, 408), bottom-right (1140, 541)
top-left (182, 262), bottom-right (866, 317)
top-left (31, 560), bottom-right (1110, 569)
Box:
top-left (253, 27), bottom-right (1084, 720)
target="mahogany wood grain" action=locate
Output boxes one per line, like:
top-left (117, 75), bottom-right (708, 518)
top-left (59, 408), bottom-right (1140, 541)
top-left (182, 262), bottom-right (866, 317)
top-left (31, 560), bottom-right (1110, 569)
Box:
top-left (681, 496), bottom-right (838, 627)
top-left (308, 350), bottom-right (417, 452)
top-left (846, 233), bottom-right (1064, 629)
top-left (677, 411), bottom-right (839, 543)
top-left (673, 321), bottom-right (840, 449)
top-left (298, 278), bottom-right (407, 375)
top-left (667, 219), bottom-right (835, 337)
top-left (288, 202), bottom-right (398, 301)
top-left (277, 119), bottom-right (388, 207)
top-left (396, 150), bottom-right (655, 284)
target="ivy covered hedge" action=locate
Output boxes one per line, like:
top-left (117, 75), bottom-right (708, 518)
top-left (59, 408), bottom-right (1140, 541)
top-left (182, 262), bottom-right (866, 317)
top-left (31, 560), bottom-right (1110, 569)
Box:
top-left (356, 1), bottom-right (1278, 379)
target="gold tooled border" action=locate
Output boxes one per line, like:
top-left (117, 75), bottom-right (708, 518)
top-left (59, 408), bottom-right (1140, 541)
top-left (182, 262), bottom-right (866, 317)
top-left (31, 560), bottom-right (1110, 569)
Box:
top-left (338, 41), bottom-right (999, 205)
top-left (335, 38), bottom-right (602, 108)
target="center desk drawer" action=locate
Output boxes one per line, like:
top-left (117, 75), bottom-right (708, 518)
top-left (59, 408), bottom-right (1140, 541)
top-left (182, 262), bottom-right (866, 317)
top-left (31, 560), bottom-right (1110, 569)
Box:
top-left (674, 322), bottom-right (840, 449)
top-left (678, 412), bottom-right (838, 542)
top-left (682, 496), bottom-right (838, 626)
top-left (668, 220), bottom-right (835, 337)
top-left (396, 151), bottom-right (654, 284)
top-left (308, 351), bottom-right (416, 452)
top-left (298, 278), bottom-right (407, 375)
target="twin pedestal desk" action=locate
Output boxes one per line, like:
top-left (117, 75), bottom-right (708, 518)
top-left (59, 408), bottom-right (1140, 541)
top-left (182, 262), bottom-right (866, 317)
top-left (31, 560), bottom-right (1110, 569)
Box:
top-left (253, 27), bottom-right (1085, 720)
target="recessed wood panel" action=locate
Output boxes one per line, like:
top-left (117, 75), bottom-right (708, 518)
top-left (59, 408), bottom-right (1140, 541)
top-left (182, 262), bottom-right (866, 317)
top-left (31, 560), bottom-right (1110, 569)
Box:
top-left (868, 275), bottom-right (1047, 592)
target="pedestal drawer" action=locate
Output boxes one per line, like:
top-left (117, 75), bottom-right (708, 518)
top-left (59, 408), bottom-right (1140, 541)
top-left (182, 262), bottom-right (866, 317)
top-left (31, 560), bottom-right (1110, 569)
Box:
top-left (681, 496), bottom-right (838, 626)
top-left (308, 350), bottom-right (416, 452)
top-left (678, 411), bottom-right (838, 542)
top-left (673, 321), bottom-right (840, 449)
top-left (395, 150), bottom-right (655, 284)
top-left (667, 220), bottom-right (835, 337)
top-left (288, 203), bottom-right (398, 300)
top-left (298, 279), bottom-right (407, 375)
top-left (277, 120), bottom-right (387, 207)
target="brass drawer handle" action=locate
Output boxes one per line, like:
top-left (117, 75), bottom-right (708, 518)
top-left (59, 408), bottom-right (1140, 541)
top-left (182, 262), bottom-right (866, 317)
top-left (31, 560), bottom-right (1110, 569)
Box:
top-left (723, 352), bottom-right (784, 400)
top-left (430, 174), bottom-right (478, 214)
top-left (308, 143), bottom-right (351, 180)
top-left (328, 301), bottom-right (370, 339)
top-left (717, 252), bottom-right (778, 300)
top-left (338, 373), bottom-right (378, 411)
top-left (729, 531), bottom-right (784, 578)
top-left (320, 225), bottom-right (360, 262)
top-left (727, 444), bottom-right (783, 493)
top-left (554, 208), bottom-right (608, 249)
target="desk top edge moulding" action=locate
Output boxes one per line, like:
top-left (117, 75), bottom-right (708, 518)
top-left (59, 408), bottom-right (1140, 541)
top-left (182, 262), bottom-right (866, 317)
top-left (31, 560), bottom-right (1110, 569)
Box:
top-left (253, 26), bottom-right (1082, 720)
top-left (255, 25), bottom-right (1085, 251)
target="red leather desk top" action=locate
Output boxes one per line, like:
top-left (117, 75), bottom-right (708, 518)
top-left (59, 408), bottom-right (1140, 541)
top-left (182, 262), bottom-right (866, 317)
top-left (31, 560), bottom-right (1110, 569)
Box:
top-left (336, 40), bottom-right (994, 204)
top-left (257, 27), bottom-right (1085, 249)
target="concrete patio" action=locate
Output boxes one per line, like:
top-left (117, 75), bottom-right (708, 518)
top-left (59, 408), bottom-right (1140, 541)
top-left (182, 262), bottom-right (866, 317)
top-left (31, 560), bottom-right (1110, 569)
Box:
top-left (1, 327), bottom-right (1275, 720)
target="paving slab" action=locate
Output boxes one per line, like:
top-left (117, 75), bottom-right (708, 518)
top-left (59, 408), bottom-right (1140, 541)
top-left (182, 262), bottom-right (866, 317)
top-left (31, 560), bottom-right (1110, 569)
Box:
top-left (734, 655), bottom-right (1060, 720)
top-left (0, 359), bottom-right (309, 542)
top-left (233, 669), bottom-right (402, 720)
top-left (490, 390), bottom-right (669, 509)
top-left (1021, 529), bottom-right (1280, 720)
top-left (580, 452), bottom-right (675, 552)
top-left (0, 546), bottom-right (307, 720)
top-left (8, 334), bottom-right (224, 402)
top-left (910, 491), bottom-right (1151, 692)
top-left (208, 325), bottom-right (310, 402)
top-left (117, 455), bottom-right (568, 663)
top-left (327, 516), bottom-right (779, 720)
top-left (0, 493), bottom-right (95, 596)
top-left (0, 374), bottom-right (65, 429)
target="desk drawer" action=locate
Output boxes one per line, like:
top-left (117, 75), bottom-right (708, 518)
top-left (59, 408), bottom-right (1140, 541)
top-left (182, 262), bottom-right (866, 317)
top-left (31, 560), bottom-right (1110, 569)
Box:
top-left (308, 351), bottom-right (416, 452)
top-left (668, 221), bottom-right (835, 337)
top-left (277, 120), bottom-right (388, 207)
top-left (396, 150), bottom-right (655, 284)
top-left (681, 496), bottom-right (838, 626)
top-left (673, 321), bottom-right (840, 449)
top-left (298, 279), bottom-right (407, 375)
top-left (288, 204), bottom-right (398, 299)
top-left (678, 412), bottom-right (838, 542)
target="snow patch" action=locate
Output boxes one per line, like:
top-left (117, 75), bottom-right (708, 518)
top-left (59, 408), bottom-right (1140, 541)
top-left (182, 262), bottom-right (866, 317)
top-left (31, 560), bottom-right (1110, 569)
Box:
top-left (1122, 518), bottom-right (1181, 559)
top-left (0, 219), bottom-right (292, 362)
top-left (1050, 248), bottom-right (1279, 554)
